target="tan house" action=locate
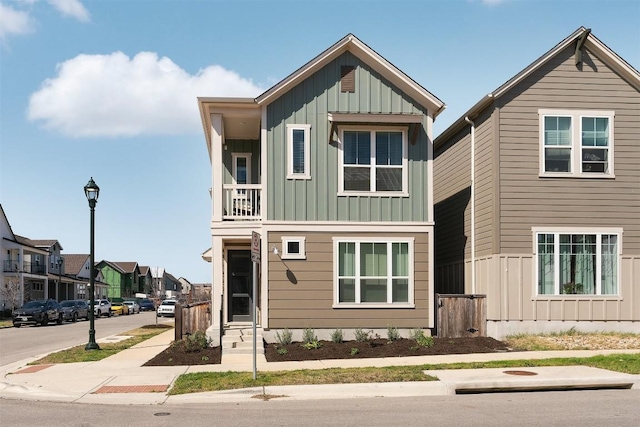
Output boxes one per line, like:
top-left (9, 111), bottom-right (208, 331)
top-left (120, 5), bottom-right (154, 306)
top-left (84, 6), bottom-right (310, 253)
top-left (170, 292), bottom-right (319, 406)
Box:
top-left (433, 27), bottom-right (640, 338)
top-left (199, 34), bottom-right (444, 346)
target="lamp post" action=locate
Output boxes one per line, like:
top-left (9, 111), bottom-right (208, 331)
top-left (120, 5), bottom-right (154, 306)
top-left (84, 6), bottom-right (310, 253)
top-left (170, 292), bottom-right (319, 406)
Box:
top-left (84, 177), bottom-right (100, 351)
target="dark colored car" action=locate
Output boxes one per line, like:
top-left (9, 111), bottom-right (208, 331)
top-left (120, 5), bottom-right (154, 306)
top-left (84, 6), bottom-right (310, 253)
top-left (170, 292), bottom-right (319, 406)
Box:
top-left (139, 299), bottom-right (156, 311)
top-left (12, 299), bottom-right (63, 327)
top-left (60, 299), bottom-right (90, 322)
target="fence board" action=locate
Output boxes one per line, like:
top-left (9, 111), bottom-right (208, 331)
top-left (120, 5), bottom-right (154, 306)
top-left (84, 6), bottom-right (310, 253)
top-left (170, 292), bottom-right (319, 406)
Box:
top-left (437, 294), bottom-right (486, 338)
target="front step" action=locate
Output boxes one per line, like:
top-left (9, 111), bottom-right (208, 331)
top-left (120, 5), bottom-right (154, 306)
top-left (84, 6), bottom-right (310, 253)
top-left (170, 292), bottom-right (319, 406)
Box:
top-left (222, 327), bottom-right (265, 355)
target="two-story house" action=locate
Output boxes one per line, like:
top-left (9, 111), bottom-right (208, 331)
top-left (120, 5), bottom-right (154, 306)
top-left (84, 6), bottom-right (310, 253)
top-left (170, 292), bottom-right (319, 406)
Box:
top-left (199, 34), bottom-right (444, 345)
top-left (434, 27), bottom-right (640, 338)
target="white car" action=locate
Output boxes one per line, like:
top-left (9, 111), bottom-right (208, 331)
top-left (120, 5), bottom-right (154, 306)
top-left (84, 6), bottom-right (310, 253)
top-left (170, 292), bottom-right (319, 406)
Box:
top-left (123, 300), bottom-right (140, 314)
top-left (156, 299), bottom-right (177, 317)
top-left (90, 299), bottom-right (112, 317)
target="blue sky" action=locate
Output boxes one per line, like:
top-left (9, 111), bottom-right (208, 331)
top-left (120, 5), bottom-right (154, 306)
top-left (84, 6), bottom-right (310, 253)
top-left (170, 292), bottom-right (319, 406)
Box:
top-left (1, 0), bottom-right (638, 283)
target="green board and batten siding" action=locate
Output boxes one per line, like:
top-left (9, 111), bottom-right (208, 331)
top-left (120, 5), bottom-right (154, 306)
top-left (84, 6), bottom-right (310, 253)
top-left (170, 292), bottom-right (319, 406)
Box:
top-left (266, 51), bottom-right (431, 222)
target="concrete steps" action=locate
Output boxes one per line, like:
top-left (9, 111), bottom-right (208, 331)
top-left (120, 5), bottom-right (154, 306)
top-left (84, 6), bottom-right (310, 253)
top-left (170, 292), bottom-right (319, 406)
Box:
top-left (221, 327), bottom-right (265, 355)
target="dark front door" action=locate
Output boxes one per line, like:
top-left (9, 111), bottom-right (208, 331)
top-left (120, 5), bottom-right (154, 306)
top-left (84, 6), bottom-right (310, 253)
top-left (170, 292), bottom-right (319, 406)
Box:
top-left (227, 250), bottom-right (253, 322)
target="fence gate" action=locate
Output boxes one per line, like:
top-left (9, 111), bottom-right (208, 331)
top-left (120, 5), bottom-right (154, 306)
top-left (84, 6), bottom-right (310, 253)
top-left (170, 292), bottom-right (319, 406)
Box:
top-left (436, 294), bottom-right (486, 338)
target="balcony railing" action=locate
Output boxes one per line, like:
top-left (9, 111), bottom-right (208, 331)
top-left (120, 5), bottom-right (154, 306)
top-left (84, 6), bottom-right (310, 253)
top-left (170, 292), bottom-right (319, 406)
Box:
top-left (223, 184), bottom-right (261, 220)
top-left (3, 260), bottom-right (46, 275)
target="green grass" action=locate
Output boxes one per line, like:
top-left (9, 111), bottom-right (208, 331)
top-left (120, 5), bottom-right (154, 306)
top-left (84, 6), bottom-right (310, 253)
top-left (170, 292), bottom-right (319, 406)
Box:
top-left (0, 320), bottom-right (12, 328)
top-left (169, 353), bottom-right (640, 395)
top-left (28, 324), bottom-right (172, 364)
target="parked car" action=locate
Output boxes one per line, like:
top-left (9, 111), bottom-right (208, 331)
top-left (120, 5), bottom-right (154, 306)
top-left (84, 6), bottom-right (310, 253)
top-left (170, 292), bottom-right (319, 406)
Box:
top-left (12, 299), bottom-right (63, 327)
top-left (60, 299), bottom-right (90, 322)
top-left (110, 301), bottom-right (129, 316)
top-left (90, 299), bottom-right (112, 317)
top-left (156, 299), bottom-right (176, 317)
top-left (123, 300), bottom-right (140, 314)
top-left (139, 299), bottom-right (156, 311)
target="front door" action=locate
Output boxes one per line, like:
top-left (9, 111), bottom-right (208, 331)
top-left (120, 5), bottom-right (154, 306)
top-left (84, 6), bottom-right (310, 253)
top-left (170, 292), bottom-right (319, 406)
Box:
top-left (227, 250), bottom-right (253, 322)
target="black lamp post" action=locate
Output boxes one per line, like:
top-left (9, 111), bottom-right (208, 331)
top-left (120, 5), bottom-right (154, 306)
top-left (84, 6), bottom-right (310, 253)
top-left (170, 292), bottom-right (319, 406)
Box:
top-left (84, 177), bottom-right (100, 351)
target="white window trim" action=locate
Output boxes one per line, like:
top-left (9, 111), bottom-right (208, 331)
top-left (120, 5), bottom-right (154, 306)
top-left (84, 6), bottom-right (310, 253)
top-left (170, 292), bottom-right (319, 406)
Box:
top-left (337, 126), bottom-right (409, 197)
top-left (532, 227), bottom-right (622, 297)
top-left (286, 124), bottom-right (311, 180)
top-left (332, 237), bottom-right (415, 308)
top-left (232, 152), bottom-right (251, 197)
top-left (280, 236), bottom-right (306, 260)
top-left (538, 109), bottom-right (615, 178)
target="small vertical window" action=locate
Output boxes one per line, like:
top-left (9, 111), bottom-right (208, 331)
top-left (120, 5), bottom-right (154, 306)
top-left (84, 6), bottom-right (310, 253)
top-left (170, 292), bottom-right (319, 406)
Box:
top-left (286, 125), bottom-right (311, 179)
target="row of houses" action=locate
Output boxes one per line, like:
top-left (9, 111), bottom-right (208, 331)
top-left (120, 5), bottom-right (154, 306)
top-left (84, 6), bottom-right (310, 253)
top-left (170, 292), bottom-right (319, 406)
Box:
top-left (0, 204), bottom-right (188, 311)
top-left (198, 26), bottom-right (639, 344)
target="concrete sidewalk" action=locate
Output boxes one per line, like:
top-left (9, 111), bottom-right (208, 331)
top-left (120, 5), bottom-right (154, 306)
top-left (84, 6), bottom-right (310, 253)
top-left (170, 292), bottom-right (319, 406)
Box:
top-left (1, 329), bottom-right (638, 405)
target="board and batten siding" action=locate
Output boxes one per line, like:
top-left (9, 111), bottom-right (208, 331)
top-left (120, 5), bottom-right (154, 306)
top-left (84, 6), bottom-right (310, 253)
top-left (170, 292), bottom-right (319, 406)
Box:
top-left (222, 139), bottom-right (260, 185)
top-left (266, 231), bottom-right (430, 329)
top-left (266, 51), bottom-right (432, 223)
top-left (497, 44), bottom-right (640, 254)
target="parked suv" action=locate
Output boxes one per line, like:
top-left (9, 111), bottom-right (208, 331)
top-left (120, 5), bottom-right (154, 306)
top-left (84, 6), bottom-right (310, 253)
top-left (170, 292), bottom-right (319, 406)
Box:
top-left (60, 299), bottom-right (90, 322)
top-left (12, 299), bottom-right (63, 327)
top-left (90, 299), bottom-right (112, 317)
top-left (156, 299), bottom-right (177, 317)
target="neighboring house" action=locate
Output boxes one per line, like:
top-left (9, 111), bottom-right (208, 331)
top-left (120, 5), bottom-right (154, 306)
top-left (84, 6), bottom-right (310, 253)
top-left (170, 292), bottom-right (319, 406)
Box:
top-left (28, 239), bottom-right (70, 300)
top-left (150, 267), bottom-right (165, 297)
top-left (189, 282), bottom-right (212, 303)
top-left (199, 34), bottom-right (444, 344)
top-left (113, 262), bottom-right (141, 295)
top-left (63, 254), bottom-right (108, 299)
top-left (138, 265), bottom-right (153, 296)
top-left (164, 272), bottom-right (182, 299)
top-left (1, 205), bottom-right (50, 306)
top-left (178, 277), bottom-right (192, 297)
top-left (95, 260), bottom-right (126, 299)
top-left (433, 27), bottom-right (640, 338)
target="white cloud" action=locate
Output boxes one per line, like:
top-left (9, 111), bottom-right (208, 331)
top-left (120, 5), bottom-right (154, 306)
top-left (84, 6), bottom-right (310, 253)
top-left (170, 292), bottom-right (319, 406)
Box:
top-left (46, 0), bottom-right (89, 22)
top-left (0, 3), bottom-right (36, 40)
top-left (28, 52), bottom-right (265, 137)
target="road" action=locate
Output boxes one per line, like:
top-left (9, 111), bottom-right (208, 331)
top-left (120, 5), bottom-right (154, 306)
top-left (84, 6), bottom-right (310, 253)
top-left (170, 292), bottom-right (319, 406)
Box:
top-left (1, 389), bottom-right (639, 426)
top-left (0, 311), bottom-right (172, 366)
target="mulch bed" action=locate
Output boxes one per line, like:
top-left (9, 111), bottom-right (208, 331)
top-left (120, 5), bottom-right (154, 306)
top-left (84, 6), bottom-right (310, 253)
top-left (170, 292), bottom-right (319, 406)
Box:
top-left (265, 337), bottom-right (517, 362)
top-left (143, 336), bottom-right (516, 366)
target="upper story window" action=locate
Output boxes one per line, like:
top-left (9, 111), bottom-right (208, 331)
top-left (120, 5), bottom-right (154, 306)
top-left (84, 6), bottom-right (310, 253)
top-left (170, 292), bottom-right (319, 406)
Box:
top-left (535, 229), bottom-right (620, 296)
top-left (286, 124), bottom-right (311, 179)
top-left (338, 126), bottom-right (408, 196)
top-left (539, 109), bottom-right (614, 177)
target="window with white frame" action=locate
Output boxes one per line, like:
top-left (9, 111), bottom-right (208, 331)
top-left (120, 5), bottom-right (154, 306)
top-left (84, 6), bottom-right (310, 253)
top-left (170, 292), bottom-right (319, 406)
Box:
top-left (536, 230), bottom-right (620, 296)
top-left (539, 109), bottom-right (614, 176)
top-left (339, 127), bottom-right (408, 195)
top-left (281, 236), bottom-right (306, 259)
top-left (232, 153), bottom-right (251, 196)
top-left (335, 239), bottom-right (413, 306)
top-left (286, 124), bottom-right (311, 179)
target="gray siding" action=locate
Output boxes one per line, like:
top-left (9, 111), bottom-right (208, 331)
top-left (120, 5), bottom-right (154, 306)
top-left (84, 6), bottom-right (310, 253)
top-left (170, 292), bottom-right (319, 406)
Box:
top-left (223, 139), bottom-right (260, 185)
top-left (267, 231), bottom-right (430, 329)
top-left (498, 45), bottom-right (640, 254)
top-left (266, 51), bottom-right (431, 222)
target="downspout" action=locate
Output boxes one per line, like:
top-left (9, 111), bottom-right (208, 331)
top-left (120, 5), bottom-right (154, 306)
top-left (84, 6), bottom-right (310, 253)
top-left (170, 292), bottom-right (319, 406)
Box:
top-left (465, 116), bottom-right (476, 294)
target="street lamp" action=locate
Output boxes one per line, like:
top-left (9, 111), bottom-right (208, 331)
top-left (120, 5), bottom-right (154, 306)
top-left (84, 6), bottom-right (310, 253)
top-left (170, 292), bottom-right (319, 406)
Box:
top-left (84, 177), bottom-right (100, 351)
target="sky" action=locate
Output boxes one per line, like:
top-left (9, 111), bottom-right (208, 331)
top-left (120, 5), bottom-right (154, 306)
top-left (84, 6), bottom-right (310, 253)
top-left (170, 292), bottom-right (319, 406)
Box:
top-left (1, 0), bottom-right (638, 283)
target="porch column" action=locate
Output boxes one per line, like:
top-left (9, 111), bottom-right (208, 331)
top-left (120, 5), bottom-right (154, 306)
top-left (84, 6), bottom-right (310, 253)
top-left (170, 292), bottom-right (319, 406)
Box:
top-left (207, 235), bottom-right (224, 346)
top-left (211, 113), bottom-right (224, 222)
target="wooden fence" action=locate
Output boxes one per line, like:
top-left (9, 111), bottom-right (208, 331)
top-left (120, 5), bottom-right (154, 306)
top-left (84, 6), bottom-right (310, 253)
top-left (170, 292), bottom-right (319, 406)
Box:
top-left (174, 301), bottom-right (212, 341)
top-left (436, 294), bottom-right (486, 338)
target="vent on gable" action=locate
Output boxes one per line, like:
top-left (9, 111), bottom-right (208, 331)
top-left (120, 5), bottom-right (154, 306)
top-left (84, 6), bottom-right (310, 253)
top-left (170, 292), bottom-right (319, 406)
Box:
top-left (341, 66), bottom-right (355, 92)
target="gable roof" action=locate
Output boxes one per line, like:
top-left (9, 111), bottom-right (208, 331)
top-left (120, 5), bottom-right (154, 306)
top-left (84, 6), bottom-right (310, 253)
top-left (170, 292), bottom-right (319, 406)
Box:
top-left (139, 265), bottom-right (150, 275)
top-left (62, 254), bottom-right (90, 275)
top-left (113, 261), bottom-right (139, 273)
top-left (256, 33), bottom-right (445, 117)
top-left (435, 27), bottom-right (640, 147)
top-left (96, 260), bottom-right (125, 274)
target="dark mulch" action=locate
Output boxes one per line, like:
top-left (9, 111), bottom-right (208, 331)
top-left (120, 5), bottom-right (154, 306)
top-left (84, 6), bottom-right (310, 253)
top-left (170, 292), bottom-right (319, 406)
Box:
top-left (143, 336), bottom-right (516, 366)
top-left (265, 337), bottom-right (517, 362)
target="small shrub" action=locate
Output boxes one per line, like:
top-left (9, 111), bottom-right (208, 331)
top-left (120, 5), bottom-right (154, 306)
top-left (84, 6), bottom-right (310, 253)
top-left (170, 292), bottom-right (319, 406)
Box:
top-left (301, 340), bottom-right (322, 350)
top-left (182, 331), bottom-right (211, 352)
top-left (201, 355), bottom-right (209, 362)
top-left (277, 347), bottom-right (288, 355)
top-left (275, 328), bottom-right (293, 345)
top-left (415, 334), bottom-right (434, 348)
top-left (387, 325), bottom-right (401, 341)
top-left (330, 328), bottom-right (344, 343)
top-left (409, 328), bottom-right (425, 340)
top-left (354, 328), bottom-right (372, 342)
top-left (350, 347), bottom-right (359, 356)
top-left (302, 328), bottom-right (317, 344)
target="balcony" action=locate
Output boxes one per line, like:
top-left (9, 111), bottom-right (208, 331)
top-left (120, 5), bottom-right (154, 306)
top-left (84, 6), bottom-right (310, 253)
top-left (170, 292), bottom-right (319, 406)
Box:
top-left (3, 260), bottom-right (46, 275)
top-left (223, 184), bottom-right (261, 220)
